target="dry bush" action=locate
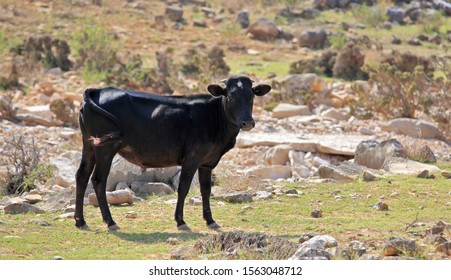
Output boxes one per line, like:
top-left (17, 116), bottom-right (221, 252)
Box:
top-left (0, 90), bottom-right (19, 122)
top-left (0, 133), bottom-right (49, 195)
top-left (350, 63), bottom-right (448, 120)
top-left (332, 43), bottom-right (367, 80)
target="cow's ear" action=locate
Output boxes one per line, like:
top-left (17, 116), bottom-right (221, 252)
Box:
top-left (207, 84), bottom-right (226, 97)
top-left (252, 84), bottom-right (271, 96)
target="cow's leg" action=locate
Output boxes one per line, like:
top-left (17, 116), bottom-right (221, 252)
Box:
top-left (91, 145), bottom-right (120, 230)
top-left (198, 167), bottom-right (220, 230)
top-left (175, 164), bottom-right (197, 231)
top-left (74, 141), bottom-right (95, 230)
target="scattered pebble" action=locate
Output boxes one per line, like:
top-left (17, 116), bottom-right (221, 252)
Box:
top-left (310, 209), bottom-right (323, 218)
top-left (373, 202), bottom-right (389, 211)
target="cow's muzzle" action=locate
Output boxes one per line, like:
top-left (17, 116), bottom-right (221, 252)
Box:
top-left (240, 120), bottom-right (255, 131)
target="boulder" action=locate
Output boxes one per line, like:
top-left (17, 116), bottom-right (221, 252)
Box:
top-left (354, 139), bottom-right (406, 170)
top-left (290, 235), bottom-right (337, 260)
top-left (165, 5), bottom-right (184, 22)
top-left (382, 118), bottom-right (443, 139)
top-left (88, 189), bottom-right (135, 207)
top-left (130, 182), bottom-right (174, 196)
top-left (107, 156), bottom-right (181, 191)
top-left (213, 191), bottom-right (253, 203)
top-left (271, 103), bottom-right (311, 119)
top-left (383, 237), bottom-right (418, 256)
top-left (237, 132), bottom-right (368, 156)
top-left (382, 157), bottom-right (441, 175)
top-left (386, 7), bottom-right (405, 24)
top-left (298, 29), bottom-right (328, 49)
top-left (271, 73), bottom-right (322, 96)
top-left (318, 163), bottom-right (356, 183)
top-left (4, 203), bottom-right (45, 214)
top-left (50, 152), bottom-right (81, 188)
top-left (247, 18), bottom-right (280, 41)
top-left (245, 165), bottom-right (292, 180)
top-left (264, 144), bottom-right (292, 165)
top-left (320, 108), bottom-right (349, 121)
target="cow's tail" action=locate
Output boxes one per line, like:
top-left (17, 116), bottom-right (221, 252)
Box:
top-left (81, 88), bottom-right (124, 146)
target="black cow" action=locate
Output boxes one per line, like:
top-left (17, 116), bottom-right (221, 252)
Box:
top-left (75, 75), bottom-right (271, 231)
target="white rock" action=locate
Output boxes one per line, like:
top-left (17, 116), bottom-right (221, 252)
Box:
top-left (264, 144), bottom-right (292, 165)
top-left (271, 103), bottom-right (311, 119)
top-left (290, 235), bottom-right (338, 260)
top-left (383, 118), bottom-right (443, 139)
top-left (130, 182), bottom-right (174, 196)
top-left (321, 108), bottom-right (350, 121)
top-left (288, 150), bottom-right (305, 166)
top-left (245, 165), bottom-right (292, 180)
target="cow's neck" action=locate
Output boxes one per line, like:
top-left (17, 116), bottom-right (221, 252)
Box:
top-left (217, 96), bottom-right (240, 140)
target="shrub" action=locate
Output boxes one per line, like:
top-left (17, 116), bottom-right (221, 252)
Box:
top-left (0, 134), bottom-right (51, 195)
top-left (0, 91), bottom-right (19, 122)
top-left (329, 32), bottom-right (348, 50)
top-left (70, 20), bottom-right (120, 82)
top-left (350, 4), bottom-right (387, 28)
top-left (350, 61), bottom-right (450, 138)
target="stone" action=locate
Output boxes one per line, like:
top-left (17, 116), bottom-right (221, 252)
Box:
top-left (298, 29), bottom-right (328, 49)
top-left (214, 191), bottom-right (253, 203)
top-left (288, 150), bottom-right (305, 166)
top-left (318, 162), bottom-right (364, 183)
top-left (310, 209), bottom-right (322, 218)
top-left (53, 256), bottom-right (64, 260)
top-left (382, 157), bottom-right (441, 175)
top-left (167, 237), bottom-right (180, 245)
top-left (419, 145), bottom-right (437, 163)
top-left (165, 5), bottom-right (183, 22)
top-left (130, 182), bottom-right (174, 196)
top-left (24, 194), bottom-right (43, 204)
top-left (193, 19), bottom-right (207, 28)
top-left (271, 74), bottom-right (323, 96)
top-left (290, 235), bottom-right (337, 260)
top-left (348, 241), bottom-right (367, 257)
top-left (29, 219), bottom-right (50, 226)
top-left (271, 103), bottom-right (311, 119)
top-left (321, 108), bottom-right (349, 121)
top-left (246, 165), bottom-right (292, 180)
top-left (354, 139), bottom-right (406, 170)
top-left (88, 189), bottom-right (135, 206)
top-left (50, 152), bottom-right (81, 188)
top-left (391, 35), bottom-right (401, 44)
top-left (386, 7), bottom-right (405, 24)
top-left (107, 156), bottom-right (181, 191)
top-left (373, 201), bottom-right (389, 211)
top-left (362, 170), bottom-right (377, 181)
top-left (236, 9), bottom-right (249, 28)
top-left (383, 237), bottom-right (417, 256)
top-left (442, 171), bottom-right (451, 179)
top-left (424, 235), bottom-right (447, 245)
top-left (4, 203), bottom-right (45, 214)
top-left (381, 118), bottom-right (443, 139)
top-left (437, 242), bottom-right (451, 256)
top-left (359, 254), bottom-right (382, 260)
top-left (292, 166), bottom-right (311, 179)
top-left (125, 211), bottom-right (138, 219)
top-left (246, 18), bottom-right (280, 41)
top-left (255, 191), bottom-right (273, 200)
top-left (237, 132), bottom-right (368, 156)
top-left (264, 144), bottom-right (292, 165)
top-left (189, 195), bottom-right (203, 205)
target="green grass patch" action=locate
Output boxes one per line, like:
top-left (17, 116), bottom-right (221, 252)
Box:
top-left (226, 56), bottom-right (290, 78)
top-left (1, 172), bottom-right (449, 260)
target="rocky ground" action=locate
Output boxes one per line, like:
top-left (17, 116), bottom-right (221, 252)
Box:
top-left (0, 0), bottom-right (450, 260)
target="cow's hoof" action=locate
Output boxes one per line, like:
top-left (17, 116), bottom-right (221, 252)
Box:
top-left (177, 224), bottom-right (192, 232)
top-left (108, 224), bottom-right (120, 231)
top-left (77, 224), bottom-right (91, 231)
top-left (207, 222), bottom-right (221, 230)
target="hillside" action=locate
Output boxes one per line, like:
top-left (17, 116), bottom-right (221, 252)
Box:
top-left (0, 0), bottom-right (450, 260)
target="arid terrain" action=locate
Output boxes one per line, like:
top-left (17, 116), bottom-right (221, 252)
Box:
top-left (0, 0), bottom-right (450, 260)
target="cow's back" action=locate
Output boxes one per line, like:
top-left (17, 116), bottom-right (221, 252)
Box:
top-left (86, 88), bottom-right (219, 168)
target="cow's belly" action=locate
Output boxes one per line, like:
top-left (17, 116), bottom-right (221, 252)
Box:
top-left (118, 143), bottom-right (182, 168)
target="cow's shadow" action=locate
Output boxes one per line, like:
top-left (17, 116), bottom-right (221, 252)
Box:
top-left (110, 230), bottom-right (206, 244)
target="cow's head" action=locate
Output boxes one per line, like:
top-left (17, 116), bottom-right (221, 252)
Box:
top-left (207, 75), bottom-right (271, 131)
